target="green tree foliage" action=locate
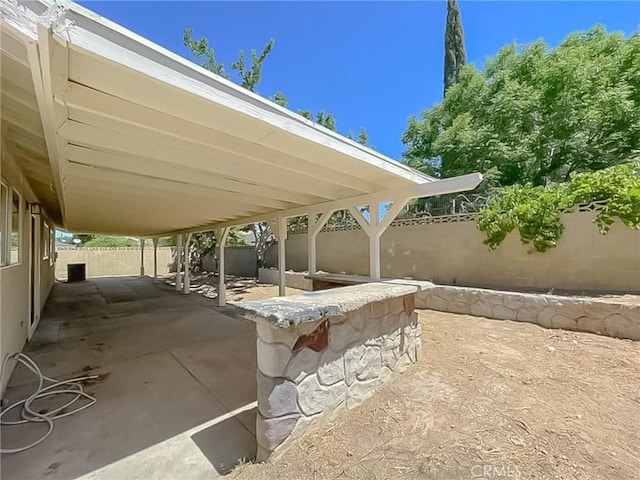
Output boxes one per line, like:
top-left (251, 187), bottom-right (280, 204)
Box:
top-left (270, 91), bottom-right (288, 107)
top-left (476, 160), bottom-right (640, 253)
top-left (357, 127), bottom-right (371, 148)
top-left (184, 28), bottom-right (273, 92)
top-left (183, 29), bottom-right (228, 78)
top-left (82, 235), bottom-right (138, 247)
top-left (189, 229), bottom-right (248, 272)
top-left (230, 39), bottom-right (274, 92)
top-left (443, 0), bottom-right (467, 96)
top-left (183, 30), bottom-right (370, 140)
top-left (73, 234), bottom-right (95, 244)
top-left (314, 111), bottom-right (336, 131)
top-left (403, 27), bottom-right (640, 188)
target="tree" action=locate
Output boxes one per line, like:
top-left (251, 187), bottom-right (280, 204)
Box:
top-left (270, 91), bottom-right (288, 107)
top-left (230, 39), bottom-right (274, 92)
top-left (73, 234), bottom-right (95, 244)
top-left (357, 127), bottom-right (370, 147)
top-left (443, 0), bottom-right (467, 96)
top-left (184, 29), bottom-right (273, 93)
top-left (315, 111), bottom-right (336, 131)
top-left (184, 30), bottom-right (370, 140)
top-left (81, 235), bottom-right (137, 247)
top-left (403, 27), bottom-right (640, 188)
top-left (183, 29), bottom-right (228, 78)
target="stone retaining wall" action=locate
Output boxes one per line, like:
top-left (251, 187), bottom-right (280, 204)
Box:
top-left (416, 286), bottom-right (640, 341)
top-left (237, 283), bottom-right (427, 461)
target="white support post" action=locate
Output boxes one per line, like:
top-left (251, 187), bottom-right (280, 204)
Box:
top-left (307, 210), bottom-right (335, 275)
top-left (139, 238), bottom-right (145, 277)
top-left (182, 233), bottom-right (192, 294)
top-left (361, 199), bottom-right (410, 281)
top-left (216, 227), bottom-right (230, 306)
top-left (369, 202), bottom-right (381, 280)
top-left (275, 216), bottom-right (288, 296)
top-left (175, 234), bottom-right (183, 292)
top-left (152, 238), bottom-right (158, 282)
top-left (307, 213), bottom-right (317, 275)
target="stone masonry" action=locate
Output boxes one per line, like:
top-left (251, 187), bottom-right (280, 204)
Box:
top-left (236, 282), bottom-right (429, 461)
top-left (416, 285), bottom-right (640, 341)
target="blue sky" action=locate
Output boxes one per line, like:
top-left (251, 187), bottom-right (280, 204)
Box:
top-left (77, 1), bottom-right (639, 159)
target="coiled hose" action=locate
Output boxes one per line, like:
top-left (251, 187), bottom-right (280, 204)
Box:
top-left (0, 352), bottom-right (98, 454)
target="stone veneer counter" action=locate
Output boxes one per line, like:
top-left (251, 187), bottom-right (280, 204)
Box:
top-left (236, 281), bottom-right (431, 461)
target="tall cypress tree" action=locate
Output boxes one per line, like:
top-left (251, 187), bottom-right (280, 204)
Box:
top-left (443, 0), bottom-right (467, 97)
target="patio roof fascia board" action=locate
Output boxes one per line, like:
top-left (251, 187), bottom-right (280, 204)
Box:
top-left (55, 0), bottom-right (435, 185)
top-left (166, 172), bottom-right (484, 237)
top-left (26, 24), bottom-right (67, 227)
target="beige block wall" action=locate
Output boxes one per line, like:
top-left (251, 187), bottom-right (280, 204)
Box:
top-left (278, 212), bottom-right (640, 293)
top-left (55, 247), bottom-right (174, 280)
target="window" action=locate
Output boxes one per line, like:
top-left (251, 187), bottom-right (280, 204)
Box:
top-left (11, 189), bottom-right (22, 264)
top-left (50, 228), bottom-right (55, 265)
top-left (0, 182), bottom-right (7, 266)
top-left (43, 223), bottom-right (50, 260)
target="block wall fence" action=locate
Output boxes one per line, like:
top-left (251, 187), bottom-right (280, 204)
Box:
top-left (55, 247), bottom-right (174, 279)
top-left (265, 211), bottom-right (640, 293)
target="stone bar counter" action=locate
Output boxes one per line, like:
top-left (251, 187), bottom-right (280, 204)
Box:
top-left (236, 281), bottom-right (430, 461)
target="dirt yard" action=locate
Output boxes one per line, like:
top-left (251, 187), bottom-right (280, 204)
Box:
top-left (231, 310), bottom-right (640, 480)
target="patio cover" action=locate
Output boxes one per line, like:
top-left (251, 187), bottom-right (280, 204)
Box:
top-left (1, 0), bottom-right (481, 238)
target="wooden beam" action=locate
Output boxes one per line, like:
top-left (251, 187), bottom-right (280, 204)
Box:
top-left (177, 173), bottom-right (483, 234)
top-left (64, 84), bottom-right (374, 194)
top-left (64, 144), bottom-right (322, 206)
top-left (1, 79), bottom-right (40, 112)
top-left (369, 202), bottom-right (381, 280)
top-left (348, 207), bottom-right (371, 233)
top-left (307, 209), bottom-right (337, 274)
top-left (216, 227), bottom-right (230, 306)
top-left (276, 216), bottom-right (287, 296)
top-left (64, 161), bottom-right (291, 211)
top-left (29, 25), bottom-right (67, 226)
top-left (59, 119), bottom-right (344, 200)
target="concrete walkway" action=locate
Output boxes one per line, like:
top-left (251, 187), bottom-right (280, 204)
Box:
top-left (1, 277), bottom-right (257, 479)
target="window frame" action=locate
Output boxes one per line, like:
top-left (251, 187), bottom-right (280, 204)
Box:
top-left (9, 187), bottom-right (23, 266)
top-left (43, 222), bottom-right (50, 260)
top-left (0, 181), bottom-right (8, 267)
top-left (50, 228), bottom-right (55, 266)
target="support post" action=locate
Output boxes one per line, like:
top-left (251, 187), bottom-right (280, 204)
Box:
top-left (152, 238), bottom-right (158, 282)
top-left (307, 214), bottom-right (317, 275)
top-left (139, 238), bottom-right (145, 277)
top-left (365, 199), bottom-right (409, 281)
top-left (175, 234), bottom-right (183, 292)
top-left (307, 210), bottom-right (335, 275)
top-left (275, 216), bottom-right (287, 296)
top-left (369, 203), bottom-right (381, 280)
top-left (182, 233), bottom-right (192, 294)
top-left (216, 228), bottom-right (230, 306)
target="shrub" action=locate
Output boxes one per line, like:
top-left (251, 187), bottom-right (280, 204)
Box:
top-left (476, 160), bottom-right (640, 252)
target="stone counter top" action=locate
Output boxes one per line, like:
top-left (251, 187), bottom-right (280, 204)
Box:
top-left (236, 280), bottom-right (432, 328)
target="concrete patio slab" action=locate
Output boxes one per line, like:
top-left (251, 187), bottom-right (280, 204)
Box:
top-left (1, 277), bottom-right (257, 479)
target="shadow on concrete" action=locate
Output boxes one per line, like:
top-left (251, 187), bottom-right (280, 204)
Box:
top-left (191, 407), bottom-right (259, 475)
top-left (1, 277), bottom-right (257, 480)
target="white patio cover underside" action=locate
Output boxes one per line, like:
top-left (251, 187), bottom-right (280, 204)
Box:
top-left (1, 0), bottom-right (480, 238)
